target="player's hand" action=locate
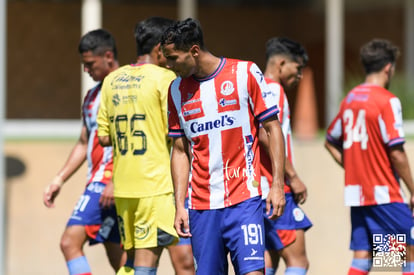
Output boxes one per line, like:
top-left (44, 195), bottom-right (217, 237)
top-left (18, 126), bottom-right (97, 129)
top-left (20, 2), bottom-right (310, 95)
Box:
top-left (43, 176), bottom-right (64, 208)
top-left (266, 185), bottom-right (286, 220)
top-left (289, 175), bottom-right (308, 204)
top-left (99, 180), bottom-right (115, 209)
top-left (174, 206), bottom-right (191, 238)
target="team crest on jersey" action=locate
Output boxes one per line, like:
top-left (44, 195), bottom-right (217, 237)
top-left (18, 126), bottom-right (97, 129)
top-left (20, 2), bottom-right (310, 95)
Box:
top-left (292, 207), bottom-right (305, 222)
top-left (220, 81), bottom-right (235, 95)
top-left (112, 94), bottom-right (120, 106)
top-left (135, 221), bottom-right (150, 240)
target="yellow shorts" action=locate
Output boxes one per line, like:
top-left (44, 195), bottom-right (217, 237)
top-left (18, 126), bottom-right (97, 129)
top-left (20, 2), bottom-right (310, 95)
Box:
top-left (115, 193), bottom-right (178, 250)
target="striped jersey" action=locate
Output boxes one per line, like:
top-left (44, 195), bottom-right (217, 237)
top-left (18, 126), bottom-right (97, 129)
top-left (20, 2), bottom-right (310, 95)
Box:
top-left (260, 79), bottom-right (293, 198)
top-left (168, 58), bottom-right (280, 210)
top-left (326, 83), bottom-right (406, 206)
top-left (97, 63), bottom-right (176, 198)
top-left (82, 83), bottom-right (113, 186)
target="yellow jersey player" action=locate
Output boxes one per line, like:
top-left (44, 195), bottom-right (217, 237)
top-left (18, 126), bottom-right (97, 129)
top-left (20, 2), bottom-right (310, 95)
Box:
top-left (97, 17), bottom-right (179, 275)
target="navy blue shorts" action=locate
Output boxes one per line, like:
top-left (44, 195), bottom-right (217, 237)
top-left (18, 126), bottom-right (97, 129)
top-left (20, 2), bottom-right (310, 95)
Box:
top-left (263, 193), bottom-right (312, 251)
top-left (66, 181), bottom-right (121, 245)
top-left (189, 196), bottom-right (265, 275)
top-left (350, 202), bottom-right (414, 251)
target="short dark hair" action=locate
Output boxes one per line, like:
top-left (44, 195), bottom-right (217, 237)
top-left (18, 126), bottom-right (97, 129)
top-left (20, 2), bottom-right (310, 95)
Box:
top-left (161, 18), bottom-right (205, 51)
top-left (78, 29), bottom-right (118, 59)
top-left (360, 39), bottom-right (400, 74)
top-left (265, 37), bottom-right (308, 66)
top-left (134, 16), bottom-right (175, 56)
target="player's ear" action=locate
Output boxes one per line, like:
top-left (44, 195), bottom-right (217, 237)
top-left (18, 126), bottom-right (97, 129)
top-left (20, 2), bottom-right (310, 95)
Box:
top-left (384, 62), bottom-right (393, 73)
top-left (104, 50), bottom-right (115, 61)
top-left (190, 45), bottom-right (200, 58)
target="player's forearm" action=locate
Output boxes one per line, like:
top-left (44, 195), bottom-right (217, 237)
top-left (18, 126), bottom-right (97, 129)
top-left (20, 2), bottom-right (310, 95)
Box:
top-left (390, 147), bottom-right (414, 195)
top-left (285, 158), bottom-right (298, 181)
top-left (171, 143), bottom-right (190, 209)
top-left (57, 141), bottom-right (87, 183)
top-left (264, 119), bottom-right (285, 190)
top-left (324, 140), bottom-right (343, 167)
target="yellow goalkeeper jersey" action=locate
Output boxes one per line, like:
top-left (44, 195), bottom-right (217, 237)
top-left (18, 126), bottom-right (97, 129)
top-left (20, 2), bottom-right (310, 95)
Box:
top-left (97, 63), bottom-right (176, 198)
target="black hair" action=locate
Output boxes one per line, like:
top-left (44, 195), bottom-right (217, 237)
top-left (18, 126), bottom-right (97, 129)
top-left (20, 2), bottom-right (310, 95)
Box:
top-left (265, 37), bottom-right (308, 66)
top-left (78, 29), bottom-right (118, 59)
top-left (134, 16), bottom-right (175, 56)
top-left (360, 39), bottom-right (399, 74)
top-left (160, 18), bottom-right (205, 51)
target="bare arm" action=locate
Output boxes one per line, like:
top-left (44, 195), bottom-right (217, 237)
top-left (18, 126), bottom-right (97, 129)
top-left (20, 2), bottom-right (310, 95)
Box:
top-left (389, 144), bottom-right (414, 209)
top-left (324, 140), bottom-right (343, 168)
top-left (262, 117), bottom-right (286, 220)
top-left (43, 125), bottom-right (88, 207)
top-left (98, 135), bottom-right (112, 147)
top-left (171, 136), bottom-right (191, 237)
top-left (259, 126), bottom-right (307, 204)
top-left (285, 159), bottom-right (307, 204)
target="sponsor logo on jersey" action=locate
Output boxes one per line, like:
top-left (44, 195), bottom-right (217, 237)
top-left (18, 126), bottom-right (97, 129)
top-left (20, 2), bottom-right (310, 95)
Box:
top-left (262, 90), bottom-right (275, 99)
top-left (219, 98), bottom-right (237, 107)
top-left (254, 69), bottom-right (264, 83)
top-left (245, 135), bottom-right (255, 178)
top-left (183, 108), bottom-right (201, 117)
top-left (346, 92), bottom-right (369, 103)
top-left (112, 94), bottom-right (120, 106)
top-left (111, 73), bottom-right (144, 85)
top-left (190, 115), bottom-right (235, 134)
top-left (220, 80), bottom-right (235, 95)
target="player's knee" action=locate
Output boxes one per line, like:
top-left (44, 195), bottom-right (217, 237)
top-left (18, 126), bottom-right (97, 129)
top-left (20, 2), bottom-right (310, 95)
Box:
top-left (180, 252), bottom-right (195, 271)
top-left (284, 254), bottom-right (309, 269)
top-left (60, 233), bottom-right (75, 254)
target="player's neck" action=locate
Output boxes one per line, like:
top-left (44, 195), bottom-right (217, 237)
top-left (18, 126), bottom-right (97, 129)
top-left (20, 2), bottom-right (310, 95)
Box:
top-left (364, 73), bottom-right (388, 89)
top-left (135, 55), bottom-right (153, 66)
top-left (109, 61), bottom-right (120, 73)
top-left (193, 52), bottom-right (221, 79)
top-left (264, 70), bottom-right (281, 83)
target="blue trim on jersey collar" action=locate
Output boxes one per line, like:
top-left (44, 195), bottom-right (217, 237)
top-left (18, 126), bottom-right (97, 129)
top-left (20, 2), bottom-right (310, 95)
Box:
top-left (194, 57), bottom-right (226, 82)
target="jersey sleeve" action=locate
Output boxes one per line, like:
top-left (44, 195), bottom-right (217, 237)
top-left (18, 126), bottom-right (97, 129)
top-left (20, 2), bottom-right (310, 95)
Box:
top-left (380, 96), bottom-right (405, 147)
top-left (247, 62), bottom-right (279, 122)
top-left (97, 77), bottom-right (111, 137)
top-left (168, 79), bottom-right (185, 138)
top-left (326, 101), bottom-right (345, 148)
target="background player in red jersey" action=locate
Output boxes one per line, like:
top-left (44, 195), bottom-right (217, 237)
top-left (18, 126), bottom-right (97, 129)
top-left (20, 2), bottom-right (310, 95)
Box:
top-left (325, 39), bottom-right (414, 275)
top-left (43, 29), bottom-right (126, 275)
top-left (162, 18), bottom-right (286, 275)
top-left (259, 37), bottom-right (312, 275)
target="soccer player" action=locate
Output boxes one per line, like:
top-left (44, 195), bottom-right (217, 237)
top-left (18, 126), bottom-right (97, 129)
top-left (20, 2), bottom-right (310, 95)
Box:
top-left (132, 16), bottom-right (195, 275)
top-left (97, 17), bottom-right (180, 275)
top-left (43, 29), bottom-right (126, 275)
top-left (325, 39), bottom-right (414, 275)
top-left (260, 37), bottom-right (312, 275)
top-left (161, 18), bottom-right (286, 275)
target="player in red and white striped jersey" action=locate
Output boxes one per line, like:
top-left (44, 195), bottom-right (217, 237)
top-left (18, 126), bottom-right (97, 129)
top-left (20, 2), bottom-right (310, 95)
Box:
top-left (259, 37), bottom-right (312, 275)
top-left (43, 29), bottom-right (125, 275)
top-left (162, 18), bottom-right (286, 275)
top-left (326, 39), bottom-right (414, 275)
